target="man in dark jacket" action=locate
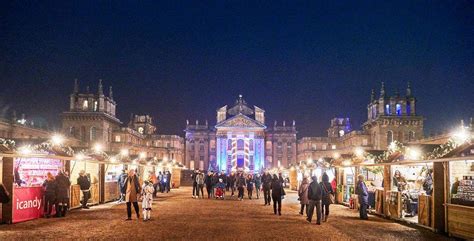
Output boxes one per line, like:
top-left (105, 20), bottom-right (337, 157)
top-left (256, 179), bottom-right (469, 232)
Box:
top-left (77, 170), bottom-right (91, 209)
top-left (166, 171), bottom-right (172, 192)
top-left (356, 174), bottom-right (369, 220)
top-left (271, 174), bottom-right (283, 215)
top-left (205, 172), bottom-right (214, 198)
top-left (228, 173), bottom-right (236, 196)
top-left (236, 173), bottom-right (247, 201)
top-left (117, 169), bottom-right (128, 203)
top-left (191, 170), bottom-right (198, 198)
top-left (55, 171), bottom-right (71, 217)
top-left (261, 171), bottom-right (272, 205)
top-left (307, 176), bottom-right (323, 224)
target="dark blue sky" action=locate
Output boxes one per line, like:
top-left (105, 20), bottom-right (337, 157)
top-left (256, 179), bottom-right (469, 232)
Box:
top-left (0, 1), bottom-right (473, 136)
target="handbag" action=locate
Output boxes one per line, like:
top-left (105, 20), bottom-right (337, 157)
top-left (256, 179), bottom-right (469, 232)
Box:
top-left (323, 183), bottom-right (335, 204)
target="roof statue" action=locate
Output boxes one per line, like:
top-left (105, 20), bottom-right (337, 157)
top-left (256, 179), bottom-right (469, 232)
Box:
top-left (227, 95), bottom-right (254, 116)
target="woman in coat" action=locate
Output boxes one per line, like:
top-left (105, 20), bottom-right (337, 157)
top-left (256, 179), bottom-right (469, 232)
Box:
top-left (246, 174), bottom-right (254, 199)
top-left (254, 174), bottom-right (262, 199)
top-left (320, 172), bottom-right (334, 222)
top-left (271, 174), bottom-right (283, 216)
top-left (122, 169), bottom-right (142, 220)
top-left (42, 172), bottom-right (56, 218)
top-left (55, 171), bottom-right (71, 217)
top-left (298, 177), bottom-right (310, 216)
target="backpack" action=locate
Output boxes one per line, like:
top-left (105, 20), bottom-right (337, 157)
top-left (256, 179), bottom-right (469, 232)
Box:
top-left (0, 184), bottom-right (10, 204)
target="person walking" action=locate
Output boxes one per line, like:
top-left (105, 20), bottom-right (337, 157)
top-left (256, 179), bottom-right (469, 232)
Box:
top-left (356, 174), bottom-right (369, 220)
top-left (262, 171), bottom-right (272, 206)
top-left (157, 171), bottom-right (163, 192)
top-left (166, 171), bottom-right (172, 192)
top-left (122, 169), bottom-right (142, 220)
top-left (148, 171), bottom-right (158, 198)
top-left (236, 173), bottom-right (246, 201)
top-left (298, 177), bottom-right (310, 216)
top-left (246, 174), bottom-right (254, 199)
top-left (42, 172), bottom-right (56, 218)
top-left (229, 172), bottom-right (236, 196)
top-left (55, 171), bottom-right (71, 217)
top-left (211, 172), bottom-right (219, 198)
top-left (196, 171), bottom-right (205, 198)
top-left (307, 176), bottom-right (322, 225)
top-left (117, 169), bottom-right (128, 203)
top-left (320, 173), bottom-right (334, 222)
top-left (205, 172), bottom-right (213, 199)
top-left (271, 174), bottom-right (283, 215)
top-left (191, 170), bottom-right (198, 198)
top-left (77, 170), bottom-right (91, 209)
top-left (254, 174), bottom-right (262, 199)
top-left (141, 180), bottom-right (154, 221)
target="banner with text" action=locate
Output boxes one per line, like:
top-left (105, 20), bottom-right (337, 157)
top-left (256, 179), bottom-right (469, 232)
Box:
top-left (13, 187), bottom-right (44, 223)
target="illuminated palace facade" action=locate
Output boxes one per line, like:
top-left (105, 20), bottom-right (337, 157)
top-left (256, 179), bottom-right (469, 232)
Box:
top-left (185, 95), bottom-right (297, 173)
top-left (185, 83), bottom-right (425, 173)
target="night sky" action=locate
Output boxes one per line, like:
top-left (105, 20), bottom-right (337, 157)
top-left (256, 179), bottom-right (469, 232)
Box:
top-left (0, 1), bottom-right (473, 137)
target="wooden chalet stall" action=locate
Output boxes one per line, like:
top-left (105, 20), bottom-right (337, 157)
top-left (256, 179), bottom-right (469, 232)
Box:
top-left (0, 140), bottom-right (74, 223)
top-left (442, 143), bottom-right (474, 239)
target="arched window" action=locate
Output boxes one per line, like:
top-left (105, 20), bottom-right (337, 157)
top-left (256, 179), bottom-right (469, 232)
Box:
top-left (80, 126), bottom-right (86, 142)
top-left (408, 131), bottom-right (415, 142)
top-left (385, 104), bottom-right (391, 115)
top-left (387, 131), bottom-right (393, 146)
top-left (406, 101), bottom-right (411, 115)
top-left (396, 104), bottom-right (402, 116)
top-left (237, 139), bottom-right (244, 151)
top-left (83, 100), bottom-right (88, 110)
top-left (90, 127), bottom-right (97, 141)
top-left (249, 139), bottom-right (254, 151)
top-left (94, 101), bottom-right (98, 111)
top-left (69, 127), bottom-right (75, 137)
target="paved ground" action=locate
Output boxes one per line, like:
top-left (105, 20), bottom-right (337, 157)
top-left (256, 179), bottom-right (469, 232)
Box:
top-left (0, 187), bottom-right (453, 240)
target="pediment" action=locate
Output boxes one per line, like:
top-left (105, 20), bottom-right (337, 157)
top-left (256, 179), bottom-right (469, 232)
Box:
top-left (215, 114), bottom-right (266, 129)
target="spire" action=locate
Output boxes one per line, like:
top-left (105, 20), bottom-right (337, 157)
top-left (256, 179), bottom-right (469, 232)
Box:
top-left (73, 78), bottom-right (79, 93)
top-left (380, 82), bottom-right (385, 98)
top-left (370, 89), bottom-right (375, 102)
top-left (470, 117), bottom-right (473, 129)
top-left (86, 85), bottom-right (90, 93)
top-left (98, 79), bottom-right (104, 96)
top-left (109, 86), bottom-right (113, 100)
top-left (406, 82), bottom-right (412, 96)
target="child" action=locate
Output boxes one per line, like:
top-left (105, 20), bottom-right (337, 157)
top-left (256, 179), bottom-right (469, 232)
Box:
top-left (215, 178), bottom-right (226, 199)
top-left (141, 180), bottom-right (155, 221)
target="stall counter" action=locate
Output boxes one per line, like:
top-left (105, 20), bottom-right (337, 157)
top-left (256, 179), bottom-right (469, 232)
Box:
top-left (447, 204), bottom-right (474, 239)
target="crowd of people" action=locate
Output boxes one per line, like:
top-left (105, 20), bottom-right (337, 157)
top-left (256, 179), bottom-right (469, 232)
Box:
top-left (190, 170), bottom-right (289, 215)
top-left (40, 170), bottom-right (72, 218)
top-left (27, 168), bottom-right (370, 223)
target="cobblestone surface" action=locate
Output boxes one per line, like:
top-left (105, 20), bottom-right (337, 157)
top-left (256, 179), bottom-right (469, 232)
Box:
top-left (0, 187), bottom-right (453, 240)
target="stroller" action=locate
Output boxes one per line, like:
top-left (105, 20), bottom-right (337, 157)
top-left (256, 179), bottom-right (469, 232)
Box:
top-left (215, 179), bottom-right (226, 199)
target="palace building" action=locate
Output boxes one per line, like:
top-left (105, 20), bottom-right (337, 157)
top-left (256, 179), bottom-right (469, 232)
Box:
top-left (186, 83), bottom-right (424, 172)
top-left (185, 95), bottom-right (297, 173)
top-left (61, 80), bottom-right (185, 162)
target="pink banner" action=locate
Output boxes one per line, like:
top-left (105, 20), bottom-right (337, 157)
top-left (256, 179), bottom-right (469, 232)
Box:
top-left (13, 187), bottom-right (44, 223)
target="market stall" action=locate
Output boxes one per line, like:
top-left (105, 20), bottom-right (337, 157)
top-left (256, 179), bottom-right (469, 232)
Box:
top-left (0, 139), bottom-right (74, 223)
top-left (104, 161), bottom-right (124, 202)
top-left (443, 143), bottom-right (474, 239)
top-left (69, 157), bottom-right (100, 208)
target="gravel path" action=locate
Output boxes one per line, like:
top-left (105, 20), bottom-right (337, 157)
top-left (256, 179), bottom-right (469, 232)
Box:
top-left (0, 187), bottom-right (453, 240)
